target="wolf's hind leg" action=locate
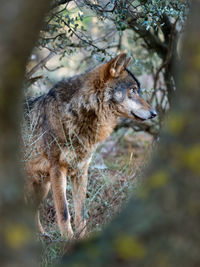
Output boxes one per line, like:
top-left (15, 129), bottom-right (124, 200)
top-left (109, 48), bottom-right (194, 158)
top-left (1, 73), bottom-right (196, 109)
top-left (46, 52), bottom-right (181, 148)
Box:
top-left (50, 165), bottom-right (73, 239)
top-left (31, 176), bottom-right (51, 235)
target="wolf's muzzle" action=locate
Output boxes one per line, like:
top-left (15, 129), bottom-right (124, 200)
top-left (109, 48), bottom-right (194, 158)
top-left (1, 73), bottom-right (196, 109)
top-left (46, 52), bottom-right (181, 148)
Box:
top-left (150, 109), bottom-right (157, 118)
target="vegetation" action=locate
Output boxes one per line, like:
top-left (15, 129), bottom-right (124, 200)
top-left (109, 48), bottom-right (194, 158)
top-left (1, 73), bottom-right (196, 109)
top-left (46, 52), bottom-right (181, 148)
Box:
top-left (23, 1), bottom-right (188, 264)
top-left (1, 1), bottom-right (199, 267)
top-left (26, 0), bottom-right (189, 133)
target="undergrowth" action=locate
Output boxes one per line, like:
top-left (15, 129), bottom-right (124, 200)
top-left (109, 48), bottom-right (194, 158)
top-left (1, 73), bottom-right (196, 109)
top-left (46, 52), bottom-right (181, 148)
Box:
top-left (36, 128), bottom-right (153, 266)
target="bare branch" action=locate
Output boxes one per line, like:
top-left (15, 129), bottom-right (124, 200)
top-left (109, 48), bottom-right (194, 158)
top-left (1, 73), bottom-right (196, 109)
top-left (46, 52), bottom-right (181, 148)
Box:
top-left (115, 118), bottom-right (159, 136)
top-left (24, 75), bottom-right (44, 88)
top-left (153, 18), bottom-right (178, 94)
top-left (52, 0), bottom-right (72, 9)
top-left (26, 51), bottom-right (56, 78)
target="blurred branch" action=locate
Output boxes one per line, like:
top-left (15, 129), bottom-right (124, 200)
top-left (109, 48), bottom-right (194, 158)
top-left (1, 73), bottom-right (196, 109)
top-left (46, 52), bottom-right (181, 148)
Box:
top-left (26, 51), bottom-right (56, 78)
top-left (52, 0), bottom-right (72, 9)
top-left (83, 0), bottom-right (117, 13)
top-left (115, 118), bottom-right (159, 136)
top-left (0, 0), bottom-right (51, 265)
top-left (24, 75), bottom-right (44, 88)
top-left (42, 33), bottom-right (66, 41)
top-left (44, 65), bottom-right (64, 72)
top-left (153, 18), bottom-right (178, 94)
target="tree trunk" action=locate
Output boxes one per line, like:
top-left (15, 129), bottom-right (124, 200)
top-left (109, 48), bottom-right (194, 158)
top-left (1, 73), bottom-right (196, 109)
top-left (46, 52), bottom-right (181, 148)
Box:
top-left (0, 0), bottom-right (50, 266)
top-left (59, 1), bottom-right (200, 266)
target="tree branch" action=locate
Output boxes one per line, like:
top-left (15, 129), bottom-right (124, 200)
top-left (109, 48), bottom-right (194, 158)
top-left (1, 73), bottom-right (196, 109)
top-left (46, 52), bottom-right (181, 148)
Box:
top-left (52, 0), bottom-right (72, 9)
top-left (115, 118), bottom-right (159, 136)
top-left (26, 51), bottom-right (56, 78)
top-left (127, 17), bottom-right (168, 57)
top-left (152, 18), bottom-right (178, 102)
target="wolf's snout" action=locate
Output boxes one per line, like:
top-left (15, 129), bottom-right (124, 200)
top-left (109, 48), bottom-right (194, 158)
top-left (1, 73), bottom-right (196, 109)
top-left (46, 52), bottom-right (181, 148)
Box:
top-left (150, 109), bottom-right (157, 118)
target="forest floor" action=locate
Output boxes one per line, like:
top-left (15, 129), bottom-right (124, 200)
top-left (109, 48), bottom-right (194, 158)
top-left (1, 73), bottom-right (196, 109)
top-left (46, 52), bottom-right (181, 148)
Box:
top-left (38, 128), bottom-right (154, 266)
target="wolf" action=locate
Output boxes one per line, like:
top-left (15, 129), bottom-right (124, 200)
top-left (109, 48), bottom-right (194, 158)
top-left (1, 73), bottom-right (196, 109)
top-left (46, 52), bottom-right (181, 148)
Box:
top-left (23, 53), bottom-right (157, 239)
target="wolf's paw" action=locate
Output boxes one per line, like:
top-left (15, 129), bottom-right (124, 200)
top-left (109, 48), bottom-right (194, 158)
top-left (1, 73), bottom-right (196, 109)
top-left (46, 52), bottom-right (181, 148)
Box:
top-left (61, 225), bottom-right (74, 241)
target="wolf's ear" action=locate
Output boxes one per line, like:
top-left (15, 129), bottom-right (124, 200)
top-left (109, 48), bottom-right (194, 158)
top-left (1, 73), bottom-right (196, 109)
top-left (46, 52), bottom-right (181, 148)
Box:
top-left (109, 53), bottom-right (131, 77)
top-left (124, 56), bottom-right (132, 68)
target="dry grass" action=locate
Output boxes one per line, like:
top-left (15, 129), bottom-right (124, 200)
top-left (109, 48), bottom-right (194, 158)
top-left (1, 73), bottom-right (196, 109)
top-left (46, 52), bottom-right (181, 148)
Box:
top-left (35, 128), bottom-right (153, 266)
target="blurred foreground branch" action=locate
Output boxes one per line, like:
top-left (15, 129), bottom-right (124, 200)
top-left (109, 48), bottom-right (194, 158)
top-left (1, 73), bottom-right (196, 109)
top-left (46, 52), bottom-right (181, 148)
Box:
top-left (0, 0), bottom-right (50, 266)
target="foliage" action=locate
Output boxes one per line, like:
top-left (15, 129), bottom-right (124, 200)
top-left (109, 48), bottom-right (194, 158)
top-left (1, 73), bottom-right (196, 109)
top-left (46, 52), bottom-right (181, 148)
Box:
top-left (27, 0), bottom-right (189, 134)
top-left (23, 1), bottom-right (190, 264)
top-left (1, 0), bottom-right (199, 267)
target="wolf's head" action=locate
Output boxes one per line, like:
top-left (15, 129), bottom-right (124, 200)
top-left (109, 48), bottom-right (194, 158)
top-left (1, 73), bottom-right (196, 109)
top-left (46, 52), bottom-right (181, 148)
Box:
top-left (99, 53), bottom-right (157, 121)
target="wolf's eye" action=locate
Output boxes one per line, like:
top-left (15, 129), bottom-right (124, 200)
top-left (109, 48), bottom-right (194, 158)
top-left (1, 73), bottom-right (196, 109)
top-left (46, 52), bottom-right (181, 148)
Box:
top-left (130, 87), bottom-right (137, 94)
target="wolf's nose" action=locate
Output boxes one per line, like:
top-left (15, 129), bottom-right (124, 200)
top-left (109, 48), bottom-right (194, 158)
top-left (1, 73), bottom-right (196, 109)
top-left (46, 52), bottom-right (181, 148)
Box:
top-left (150, 109), bottom-right (157, 118)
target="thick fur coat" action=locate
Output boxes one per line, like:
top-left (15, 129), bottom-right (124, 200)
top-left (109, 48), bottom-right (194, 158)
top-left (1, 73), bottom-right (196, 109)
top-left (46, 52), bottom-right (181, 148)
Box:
top-left (24, 53), bottom-right (156, 238)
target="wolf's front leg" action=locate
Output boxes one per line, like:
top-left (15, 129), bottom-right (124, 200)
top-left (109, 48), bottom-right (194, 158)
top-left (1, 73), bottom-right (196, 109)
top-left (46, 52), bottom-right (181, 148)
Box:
top-left (50, 165), bottom-right (73, 239)
top-left (70, 164), bottom-right (88, 238)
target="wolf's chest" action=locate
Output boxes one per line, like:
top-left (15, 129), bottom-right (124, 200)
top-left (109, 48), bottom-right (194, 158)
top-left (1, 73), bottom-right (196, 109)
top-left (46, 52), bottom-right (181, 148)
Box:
top-left (59, 143), bottom-right (95, 168)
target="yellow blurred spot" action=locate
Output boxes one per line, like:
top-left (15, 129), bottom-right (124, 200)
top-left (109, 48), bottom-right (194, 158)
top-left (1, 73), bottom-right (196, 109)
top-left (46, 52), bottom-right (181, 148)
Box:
top-left (178, 145), bottom-right (200, 176)
top-left (149, 170), bottom-right (169, 188)
top-left (174, 144), bottom-right (200, 176)
top-left (186, 146), bottom-right (200, 175)
top-left (167, 113), bottom-right (185, 135)
top-left (192, 53), bottom-right (200, 70)
top-left (136, 170), bottom-right (169, 199)
top-left (114, 234), bottom-right (146, 259)
top-left (4, 223), bottom-right (32, 249)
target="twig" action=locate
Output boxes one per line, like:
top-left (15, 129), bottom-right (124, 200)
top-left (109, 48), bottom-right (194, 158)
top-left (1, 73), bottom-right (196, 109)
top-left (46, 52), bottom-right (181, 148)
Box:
top-left (115, 118), bottom-right (159, 136)
top-left (26, 51), bottom-right (56, 78)
top-left (42, 33), bottom-right (66, 41)
top-left (44, 65), bottom-right (64, 72)
top-left (24, 75), bottom-right (44, 88)
top-left (52, 0), bottom-right (72, 9)
top-left (153, 18), bottom-right (178, 95)
top-left (59, 17), bottom-right (104, 52)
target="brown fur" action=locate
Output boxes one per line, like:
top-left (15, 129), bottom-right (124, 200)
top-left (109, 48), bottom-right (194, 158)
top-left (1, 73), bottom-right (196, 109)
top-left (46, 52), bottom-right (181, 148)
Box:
top-left (23, 53), bottom-right (156, 238)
